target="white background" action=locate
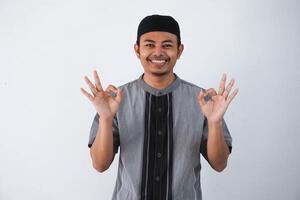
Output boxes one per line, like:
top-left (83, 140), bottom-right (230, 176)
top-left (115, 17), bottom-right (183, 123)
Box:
top-left (1, 0), bottom-right (299, 199)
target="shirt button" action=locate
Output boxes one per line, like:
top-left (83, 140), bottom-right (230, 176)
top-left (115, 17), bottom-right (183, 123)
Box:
top-left (157, 153), bottom-right (162, 158)
top-left (155, 176), bottom-right (160, 181)
top-left (158, 130), bottom-right (162, 135)
top-left (158, 107), bottom-right (162, 112)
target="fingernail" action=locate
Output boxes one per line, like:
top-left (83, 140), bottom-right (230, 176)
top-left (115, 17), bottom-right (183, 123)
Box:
top-left (111, 92), bottom-right (117, 97)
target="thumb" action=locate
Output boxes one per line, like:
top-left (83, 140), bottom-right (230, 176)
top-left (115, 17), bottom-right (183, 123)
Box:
top-left (198, 90), bottom-right (206, 107)
top-left (115, 88), bottom-right (123, 103)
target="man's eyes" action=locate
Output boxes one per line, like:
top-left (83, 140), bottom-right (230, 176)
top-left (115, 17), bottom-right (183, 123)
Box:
top-left (145, 43), bottom-right (155, 47)
top-left (144, 44), bottom-right (173, 48)
top-left (163, 44), bottom-right (173, 48)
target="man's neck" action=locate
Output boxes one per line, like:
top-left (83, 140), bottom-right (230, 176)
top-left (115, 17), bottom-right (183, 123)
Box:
top-left (143, 72), bottom-right (176, 90)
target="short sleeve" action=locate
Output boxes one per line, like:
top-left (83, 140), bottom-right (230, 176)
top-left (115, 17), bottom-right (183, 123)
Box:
top-left (200, 117), bottom-right (232, 160)
top-left (87, 113), bottom-right (120, 154)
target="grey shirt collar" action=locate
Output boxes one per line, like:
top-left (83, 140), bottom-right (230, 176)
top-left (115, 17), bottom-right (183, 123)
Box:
top-left (138, 73), bottom-right (181, 96)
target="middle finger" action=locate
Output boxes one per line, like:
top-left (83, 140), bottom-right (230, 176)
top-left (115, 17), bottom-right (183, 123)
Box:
top-left (84, 76), bottom-right (98, 95)
top-left (93, 70), bottom-right (103, 91)
top-left (218, 73), bottom-right (227, 95)
top-left (223, 78), bottom-right (235, 99)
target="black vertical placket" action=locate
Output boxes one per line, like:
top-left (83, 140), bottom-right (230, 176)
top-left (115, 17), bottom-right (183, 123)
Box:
top-left (141, 92), bottom-right (173, 200)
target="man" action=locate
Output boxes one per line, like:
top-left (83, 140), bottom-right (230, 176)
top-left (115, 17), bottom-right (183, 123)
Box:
top-left (81, 14), bottom-right (238, 200)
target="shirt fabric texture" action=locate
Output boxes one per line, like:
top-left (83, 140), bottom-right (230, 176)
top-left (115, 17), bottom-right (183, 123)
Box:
top-left (88, 74), bottom-right (232, 200)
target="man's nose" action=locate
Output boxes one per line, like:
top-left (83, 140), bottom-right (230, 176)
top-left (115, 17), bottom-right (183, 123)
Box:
top-left (153, 46), bottom-right (164, 56)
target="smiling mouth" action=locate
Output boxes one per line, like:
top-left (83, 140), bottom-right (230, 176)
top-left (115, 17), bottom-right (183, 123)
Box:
top-left (148, 58), bottom-right (168, 66)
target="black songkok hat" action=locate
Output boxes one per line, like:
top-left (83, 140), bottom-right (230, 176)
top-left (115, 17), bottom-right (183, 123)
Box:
top-left (136, 14), bottom-right (181, 45)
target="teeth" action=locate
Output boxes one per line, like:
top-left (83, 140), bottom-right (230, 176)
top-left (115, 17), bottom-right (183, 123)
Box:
top-left (151, 60), bottom-right (166, 63)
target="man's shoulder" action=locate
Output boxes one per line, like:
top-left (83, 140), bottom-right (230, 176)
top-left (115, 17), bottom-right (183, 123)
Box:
top-left (180, 78), bottom-right (201, 88)
top-left (178, 78), bottom-right (204, 93)
top-left (118, 78), bottom-right (140, 90)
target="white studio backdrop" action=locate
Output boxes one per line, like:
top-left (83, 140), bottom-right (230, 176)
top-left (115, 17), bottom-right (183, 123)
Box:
top-left (0, 0), bottom-right (300, 199)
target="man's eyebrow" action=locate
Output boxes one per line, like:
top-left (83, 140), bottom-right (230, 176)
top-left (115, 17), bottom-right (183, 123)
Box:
top-left (162, 40), bottom-right (174, 43)
top-left (143, 39), bottom-right (155, 43)
top-left (142, 39), bottom-right (175, 43)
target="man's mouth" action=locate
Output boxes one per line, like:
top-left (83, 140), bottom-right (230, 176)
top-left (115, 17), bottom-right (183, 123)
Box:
top-left (148, 58), bottom-right (168, 66)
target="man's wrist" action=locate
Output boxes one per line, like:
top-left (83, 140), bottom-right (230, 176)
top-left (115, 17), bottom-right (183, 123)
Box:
top-left (99, 115), bottom-right (114, 123)
top-left (207, 119), bottom-right (223, 130)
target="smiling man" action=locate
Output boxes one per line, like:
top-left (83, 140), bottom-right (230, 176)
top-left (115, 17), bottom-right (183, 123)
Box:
top-left (81, 14), bottom-right (238, 200)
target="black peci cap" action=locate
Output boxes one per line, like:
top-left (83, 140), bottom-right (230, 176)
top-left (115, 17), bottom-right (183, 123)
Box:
top-left (136, 14), bottom-right (181, 45)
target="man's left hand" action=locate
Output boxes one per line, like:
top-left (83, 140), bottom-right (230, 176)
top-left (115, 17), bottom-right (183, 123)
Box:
top-left (198, 73), bottom-right (239, 123)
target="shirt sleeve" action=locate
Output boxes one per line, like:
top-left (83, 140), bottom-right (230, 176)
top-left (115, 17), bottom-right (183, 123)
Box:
top-left (87, 113), bottom-right (120, 154)
top-left (200, 117), bottom-right (232, 160)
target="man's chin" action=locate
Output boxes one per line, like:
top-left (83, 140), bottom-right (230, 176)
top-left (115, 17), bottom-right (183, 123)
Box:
top-left (150, 70), bottom-right (170, 77)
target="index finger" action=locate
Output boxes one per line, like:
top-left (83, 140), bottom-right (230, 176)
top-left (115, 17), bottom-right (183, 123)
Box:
top-left (206, 88), bottom-right (217, 97)
top-left (93, 70), bottom-right (103, 91)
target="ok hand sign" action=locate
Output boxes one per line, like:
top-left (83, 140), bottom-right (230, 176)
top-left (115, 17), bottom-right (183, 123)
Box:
top-left (198, 74), bottom-right (238, 123)
top-left (80, 70), bottom-right (123, 119)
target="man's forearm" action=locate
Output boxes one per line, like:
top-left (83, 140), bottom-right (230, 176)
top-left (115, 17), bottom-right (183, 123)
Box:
top-left (206, 120), bottom-right (230, 172)
top-left (90, 116), bottom-right (114, 172)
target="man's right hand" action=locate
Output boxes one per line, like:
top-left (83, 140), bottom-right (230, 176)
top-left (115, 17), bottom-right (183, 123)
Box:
top-left (80, 70), bottom-right (123, 119)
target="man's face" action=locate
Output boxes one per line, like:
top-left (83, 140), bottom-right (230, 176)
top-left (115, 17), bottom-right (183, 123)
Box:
top-left (134, 31), bottom-right (184, 77)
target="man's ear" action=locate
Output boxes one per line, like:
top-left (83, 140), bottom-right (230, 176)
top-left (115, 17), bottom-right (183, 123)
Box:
top-left (177, 44), bottom-right (184, 59)
top-left (134, 44), bottom-right (140, 58)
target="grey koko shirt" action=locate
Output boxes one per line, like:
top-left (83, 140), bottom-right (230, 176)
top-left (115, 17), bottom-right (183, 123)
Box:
top-left (88, 74), bottom-right (232, 200)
